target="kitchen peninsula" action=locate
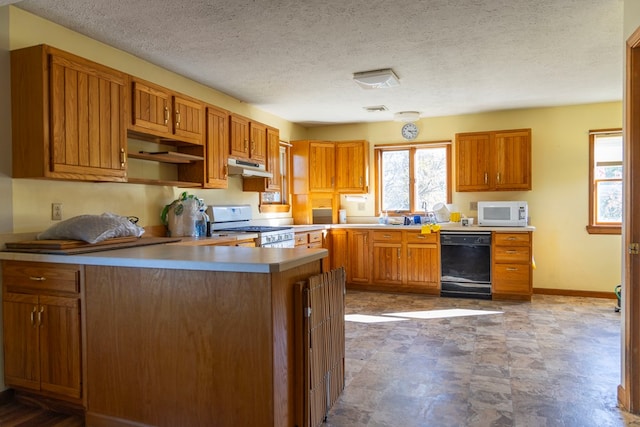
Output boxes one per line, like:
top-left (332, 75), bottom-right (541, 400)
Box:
top-left (0, 244), bottom-right (327, 427)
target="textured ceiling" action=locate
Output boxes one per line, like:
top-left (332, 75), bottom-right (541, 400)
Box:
top-left (6, 0), bottom-right (624, 126)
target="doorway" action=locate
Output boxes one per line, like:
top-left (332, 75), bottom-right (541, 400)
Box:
top-left (620, 24), bottom-right (640, 414)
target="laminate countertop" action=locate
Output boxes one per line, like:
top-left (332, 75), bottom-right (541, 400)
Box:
top-left (0, 243), bottom-right (327, 273)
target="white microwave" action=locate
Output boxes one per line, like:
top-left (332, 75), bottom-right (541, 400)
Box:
top-left (477, 201), bottom-right (528, 227)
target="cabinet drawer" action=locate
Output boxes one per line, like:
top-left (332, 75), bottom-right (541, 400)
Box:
top-left (372, 231), bottom-right (402, 242)
top-left (494, 246), bottom-right (530, 263)
top-left (494, 232), bottom-right (530, 246)
top-left (308, 242), bottom-right (323, 249)
top-left (308, 231), bottom-right (323, 244)
top-left (493, 264), bottom-right (530, 289)
top-left (2, 261), bottom-right (80, 294)
top-left (405, 231), bottom-right (438, 244)
top-left (294, 234), bottom-right (308, 246)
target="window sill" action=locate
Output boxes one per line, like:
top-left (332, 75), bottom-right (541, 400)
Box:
top-left (586, 225), bottom-right (621, 235)
top-left (259, 204), bottom-right (290, 214)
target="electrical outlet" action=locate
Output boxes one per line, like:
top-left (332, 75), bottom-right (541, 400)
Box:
top-left (357, 202), bottom-right (365, 211)
top-left (52, 203), bottom-right (62, 221)
top-left (470, 201), bottom-right (478, 211)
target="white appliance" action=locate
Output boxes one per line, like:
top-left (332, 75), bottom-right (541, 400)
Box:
top-left (477, 201), bottom-right (528, 227)
top-left (206, 205), bottom-right (294, 248)
top-left (227, 158), bottom-right (273, 178)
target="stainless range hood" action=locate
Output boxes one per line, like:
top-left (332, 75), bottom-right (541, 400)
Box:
top-left (227, 158), bottom-right (273, 178)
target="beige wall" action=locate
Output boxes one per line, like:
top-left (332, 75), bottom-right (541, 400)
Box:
top-left (307, 103), bottom-right (623, 294)
top-left (6, 6), bottom-right (309, 231)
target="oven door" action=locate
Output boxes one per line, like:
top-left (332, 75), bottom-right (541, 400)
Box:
top-left (440, 232), bottom-right (492, 299)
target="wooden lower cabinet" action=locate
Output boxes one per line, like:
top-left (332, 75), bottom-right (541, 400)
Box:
top-left (2, 261), bottom-right (82, 402)
top-left (405, 231), bottom-right (440, 290)
top-left (492, 231), bottom-right (533, 300)
top-left (84, 261), bottom-right (322, 427)
top-left (347, 229), bottom-right (371, 285)
top-left (333, 228), bottom-right (440, 294)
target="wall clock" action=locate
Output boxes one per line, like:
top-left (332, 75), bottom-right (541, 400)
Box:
top-left (401, 122), bottom-right (419, 140)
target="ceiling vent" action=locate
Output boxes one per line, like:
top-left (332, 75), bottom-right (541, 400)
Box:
top-left (364, 105), bottom-right (389, 112)
top-left (353, 69), bottom-right (400, 89)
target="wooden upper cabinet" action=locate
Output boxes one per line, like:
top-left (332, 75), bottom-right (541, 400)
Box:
top-left (335, 140), bottom-right (369, 193)
top-left (129, 77), bottom-right (204, 145)
top-left (494, 130), bottom-right (531, 190)
top-left (249, 121), bottom-right (267, 163)
top-left (456, 128), bottom-right (531, 192)
top-left (309, 141), bottom-right (336, 192)
top-left (456, 132), bottom-right (492, 191)
top-left (229, 114), bottom-right (250, 158)
top-left (229, 114), bottom-right (267, 163)
top-left (265, 127), bottom-right (281, 191)
top-left (11, 44), bottom-right (127, 182)
top-left (204, 105), bottom-right (230, 189)
top-left (131, 80), bottom-right (171, 134)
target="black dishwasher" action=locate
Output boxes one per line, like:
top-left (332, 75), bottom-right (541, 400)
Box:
top-left (440, 231), bottom-right (492, 299)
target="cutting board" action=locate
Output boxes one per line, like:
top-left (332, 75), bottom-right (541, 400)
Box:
top-left (4, 237), bottom-right (182, 254)
top-left (6, 236), bottom-right (139, 250)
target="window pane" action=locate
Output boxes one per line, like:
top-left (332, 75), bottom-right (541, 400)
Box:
top-left (596, 180), bottom-right (622, 223)
top-left (414, 147), bottom-right (447, 211)
top-left (595, 165), bottom-right (622, 179)
top-left (594, 135), bottom-right (622, 163)
top-left (381, 151), bottom-right (409, 211)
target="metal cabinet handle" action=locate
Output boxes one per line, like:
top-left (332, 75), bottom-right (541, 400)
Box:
top-left (175, 110), bottom-right (181, 128)
top-left (506, 267), bottom-right (519, 271)
top-left (359, 176), bottom-right (363, 186)
top-left (223, 165), bottom-right (228, 178)
top-left (120, 148), bottom-right (127, 168)
top-left (506, 250), bottom-right (517, 254)
top-left (164, 107), bottom-right (169, 125)
top-left (244, 140), bottom-right (248, 150)
top-left (383, 234), bottom-right (392, 239)
top-left (37, 306), bottom-right (44, 327)
top-left (497, 172), bottom-right (501, 183)
top-left (30, 307), bottom-right (36, 327)
top-left (397, 248), bottom-right (401, 259)
top-left (484, 172), bottom-right (488, 184)
top-left (29, 276), bottom-right (46, 281)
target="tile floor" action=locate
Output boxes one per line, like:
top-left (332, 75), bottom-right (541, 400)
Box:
top-left (325, 291), bottom-right (640, 427)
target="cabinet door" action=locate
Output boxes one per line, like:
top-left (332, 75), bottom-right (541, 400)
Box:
top-left (347, 230), bottom-right (370, 284)
top-left (249, 122), bottom-right (267, 162)
top-left (309, 142), bottom-right (335, 192)
top-left (173, 95), bottom-right (204, 145)
top-left (205, 106), bottom-right (229, 189)
top-left (39, 295), bottom-right (82, 399)
top-left (131, 80), bottom-right (171, 134)
top-left (330, 229), bottom-right (348, 271)
top-left (3, 293), bottom-right (40, 391)
top-left (456, 133), bottom-right (491, 191)
top-left (372, 243), bottom-right (403, 284)
top-left (336, 141), bottom-right (368, 193)
top-left (50, 53), bottom-right (127, 180)
top-left (265, 127), bottom-right (281, 191)
top-left (406, 244), bottom-right (439, 288)
top-left (230, 114), bottom-right (250, 158)
top-left (494, 130), bottom-right (531, 190)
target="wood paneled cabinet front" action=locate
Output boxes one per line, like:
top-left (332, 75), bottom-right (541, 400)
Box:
top-left (229, 114), bottom-right (267, 163)
top-left (456, 128), bottom-right (531, 191)
top-left (242, 126), bottom-right (282, 192)
top-left (335, 141), bottom-right (369, 193)
top-left (334, 228), bottom-right (440, 294)
top-left (130, 78), bottom-right (204, 145)
top-left (492, 231), bottom-right (533, 300)
top-left (11, 44), bottom-right (127, 182)
top-left (2, 261), bottom-right (82, 401)
top-left (203, 105), bottom-right (230, 189)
